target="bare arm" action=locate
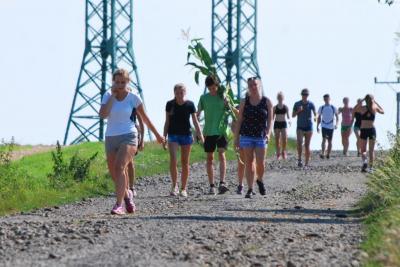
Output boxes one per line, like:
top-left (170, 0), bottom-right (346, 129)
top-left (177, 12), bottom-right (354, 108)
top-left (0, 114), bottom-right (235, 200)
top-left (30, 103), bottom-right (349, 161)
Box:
top-left (286, 106), bottom-right (290, 120)
top-left (266, 98), bottom-right (273, 139)
top-left (99, 95), bottom-right (115, 119)
top-left (136, 104), bottom-right (164, 144)
top-left (233, 100), bottom-right (245, 149)
top-left (335, 110), bottom-right (339, 128)
top-left (163, 111), bottom-right (170, 139)
top-left (137, 113), bottom-right (145, 150)
top-left (374, 101), bottom-right (385, 114)
top-left (191, 113), bottom-right (204, 144)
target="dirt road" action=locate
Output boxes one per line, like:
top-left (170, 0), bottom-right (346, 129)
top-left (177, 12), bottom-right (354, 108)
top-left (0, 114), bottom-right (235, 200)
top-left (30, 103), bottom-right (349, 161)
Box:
top-left (0, 151), bottom-right (366, 266)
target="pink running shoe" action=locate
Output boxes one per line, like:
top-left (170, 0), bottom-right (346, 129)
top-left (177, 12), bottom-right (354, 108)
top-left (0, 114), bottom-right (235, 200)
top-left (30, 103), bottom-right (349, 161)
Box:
top-left (111, 203), bottom-right (125, 215)
top-left (124, 190), bottom-right (136, 214)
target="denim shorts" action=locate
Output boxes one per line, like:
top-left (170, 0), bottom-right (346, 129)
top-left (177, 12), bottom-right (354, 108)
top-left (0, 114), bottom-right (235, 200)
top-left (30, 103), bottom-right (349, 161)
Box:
top-left (168, 134), bottom-right (193, 146)
top-left (239, 135), bottom-right (268, 149)
top-left (105, 132), bottom-right (137, 154)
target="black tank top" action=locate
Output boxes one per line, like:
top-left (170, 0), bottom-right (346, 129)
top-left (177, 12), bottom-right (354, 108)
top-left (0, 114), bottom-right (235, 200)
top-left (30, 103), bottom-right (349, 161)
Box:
top-left (361, 106), bottom-right (375, 122)
top-left (274, 104), bottom-right (287, 115)
top-left (354, 112), bottom-right (362, 127)
top-left (240, 96), bottom-right (268, 137)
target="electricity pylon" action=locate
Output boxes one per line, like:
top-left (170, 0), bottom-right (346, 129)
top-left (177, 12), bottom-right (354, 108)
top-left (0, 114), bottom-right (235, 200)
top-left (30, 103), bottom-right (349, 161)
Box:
top-left (64, 0), bottom-right (146, 145)
top-left (211, 0), bottom-right (261, 100)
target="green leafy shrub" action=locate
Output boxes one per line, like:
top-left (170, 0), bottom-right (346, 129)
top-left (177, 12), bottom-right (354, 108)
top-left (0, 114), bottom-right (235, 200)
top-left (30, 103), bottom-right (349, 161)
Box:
top-left (48, 142), bottom-right (98, 188)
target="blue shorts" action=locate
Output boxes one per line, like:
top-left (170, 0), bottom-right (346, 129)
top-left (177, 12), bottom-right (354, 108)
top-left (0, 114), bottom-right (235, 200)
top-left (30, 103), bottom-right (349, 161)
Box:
top-left (168, 134), bottom-right (193, 146)
top-left (239, 136), bottom-right (268, 149)
top-left (297, 125), bottom-right (313, 132)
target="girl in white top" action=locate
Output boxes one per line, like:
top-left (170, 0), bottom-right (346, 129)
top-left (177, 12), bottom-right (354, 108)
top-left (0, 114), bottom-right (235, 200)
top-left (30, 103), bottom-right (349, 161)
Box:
top-left (100, 69), bottom-right (165, 215)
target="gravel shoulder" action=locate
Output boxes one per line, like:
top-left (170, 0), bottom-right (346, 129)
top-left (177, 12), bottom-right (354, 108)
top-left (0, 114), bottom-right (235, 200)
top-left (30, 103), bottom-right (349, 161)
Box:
top-left (0, 151), bottom-right (366, 267)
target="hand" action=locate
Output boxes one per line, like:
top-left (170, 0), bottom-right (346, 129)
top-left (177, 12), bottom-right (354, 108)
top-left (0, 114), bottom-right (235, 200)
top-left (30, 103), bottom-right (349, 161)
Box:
top-left (297, 106), bottom-right (303, 113)
top-left (317, 127), bottom-right (320, 133)
top-left (198, 134), bottom-right (205, 144)
top-left (314, 117), bottom-right (317, 122)
top-left (156, 134), bottom-right (165, 145)
top-left (234, 138), bottom-right (240, 151)
top-left (335, 125), bottom-right (338, 130)
top-left (223, 98), bottom-right (229, 107)
top-left (288, 121), bottom-right (292, 127)
top-left (138, 141), bottom-right (144, 151)
top-left (111, 83), bottom-right (118, 96)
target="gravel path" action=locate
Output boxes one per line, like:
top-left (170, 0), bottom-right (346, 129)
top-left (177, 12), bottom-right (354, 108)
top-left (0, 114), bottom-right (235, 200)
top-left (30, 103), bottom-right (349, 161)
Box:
top-left (0, 151), bottom-right (367, 267)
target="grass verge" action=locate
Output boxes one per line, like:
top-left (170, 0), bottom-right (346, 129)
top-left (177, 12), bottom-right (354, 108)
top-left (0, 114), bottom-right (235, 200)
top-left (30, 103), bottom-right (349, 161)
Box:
top-left (0, 137), bottom-right (295, 216)
top-left (359, 133), bottom-right (400, 266)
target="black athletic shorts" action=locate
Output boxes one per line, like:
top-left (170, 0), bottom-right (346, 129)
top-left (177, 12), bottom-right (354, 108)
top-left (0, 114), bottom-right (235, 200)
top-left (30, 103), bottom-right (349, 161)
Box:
top-left (360, 128), bottom-right (376, 140)
top-left (204, 135), bottom-right (228, 153)
top-left (274, 121), bottom-right (287, 129)
top-left (321, 127), bottom-right (334, 141)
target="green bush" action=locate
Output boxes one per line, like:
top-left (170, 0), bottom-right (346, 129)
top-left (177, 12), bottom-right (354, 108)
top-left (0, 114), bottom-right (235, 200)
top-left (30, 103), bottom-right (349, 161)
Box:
top-left (48, 141), bottom-right (98, 189)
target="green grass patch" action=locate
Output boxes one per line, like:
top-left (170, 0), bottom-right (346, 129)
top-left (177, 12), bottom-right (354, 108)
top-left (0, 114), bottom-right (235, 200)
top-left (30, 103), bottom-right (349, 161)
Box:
top-left (0, 137), bottom-right (295, 216)
top-left (359, 133), bottom-right (400, 266)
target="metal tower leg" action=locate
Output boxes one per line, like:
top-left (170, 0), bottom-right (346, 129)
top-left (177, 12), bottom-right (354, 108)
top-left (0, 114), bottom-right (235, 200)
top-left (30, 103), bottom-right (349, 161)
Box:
top-left (211, 0), bottom-right (260, 100)
top-left (64, 0), bottom-right (149, 145)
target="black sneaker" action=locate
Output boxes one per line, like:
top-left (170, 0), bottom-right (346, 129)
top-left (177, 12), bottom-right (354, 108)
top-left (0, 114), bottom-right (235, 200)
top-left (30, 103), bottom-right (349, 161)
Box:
top-left (236, 185), bottom-right (243, 194)
top-left (319, 154), bottom-right (325, 159)
top-left (297, 160), bottom-right (303, 168)
top-left (361, 163), bottom-right (368, 173)
top-left (256, 180), bottom-right (266, 196)
top-left (245, 189), bottom-right (253, 199)
top-left (326, 154), bottom-right (330, 159)
top-left (218, 182), bottom-right (229, 194)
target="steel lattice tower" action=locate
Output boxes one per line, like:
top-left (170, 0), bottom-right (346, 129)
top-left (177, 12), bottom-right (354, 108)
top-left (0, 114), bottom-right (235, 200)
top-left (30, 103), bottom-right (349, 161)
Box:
top-left (64, 0), bottom-right (146, 145)
top-left (211, 0), bottom-right (260, 100)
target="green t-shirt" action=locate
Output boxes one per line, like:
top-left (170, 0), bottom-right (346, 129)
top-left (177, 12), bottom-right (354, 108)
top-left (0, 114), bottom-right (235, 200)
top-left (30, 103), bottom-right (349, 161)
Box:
top-left (198, 93), bottom-right (227, 136)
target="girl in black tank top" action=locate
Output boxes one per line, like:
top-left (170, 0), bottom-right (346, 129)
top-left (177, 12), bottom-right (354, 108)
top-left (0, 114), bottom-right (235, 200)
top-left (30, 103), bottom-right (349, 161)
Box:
top-left (273, 92), bottom-right (290, 160)
top-left (353, 94), bottom-right (384, 172)
top-left (233, 77), bottom-right (272, 199)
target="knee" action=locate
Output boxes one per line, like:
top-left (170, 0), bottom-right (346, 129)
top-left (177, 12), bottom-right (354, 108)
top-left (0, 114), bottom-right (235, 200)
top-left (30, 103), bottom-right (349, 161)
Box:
top-left (114, 164), bottom-right (126, 176)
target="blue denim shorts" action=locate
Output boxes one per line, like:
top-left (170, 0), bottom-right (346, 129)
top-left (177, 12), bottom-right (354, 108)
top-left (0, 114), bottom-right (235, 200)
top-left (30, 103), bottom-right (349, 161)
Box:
top-left (168, 134), bottom-right (193, 146)
top-left (239, 136), bottom-right (268, 149)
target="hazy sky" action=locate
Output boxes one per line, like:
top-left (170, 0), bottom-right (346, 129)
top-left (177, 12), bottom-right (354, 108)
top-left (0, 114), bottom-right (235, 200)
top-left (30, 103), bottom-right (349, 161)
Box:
top-left (1, 0), bottom-right (399, 150)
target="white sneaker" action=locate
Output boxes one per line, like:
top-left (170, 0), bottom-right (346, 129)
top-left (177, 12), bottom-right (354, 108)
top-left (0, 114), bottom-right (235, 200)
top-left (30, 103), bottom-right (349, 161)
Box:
top-left (170, 185), bottom-right (179, 196)
top-left (180, 189), bottom-right (188, 197)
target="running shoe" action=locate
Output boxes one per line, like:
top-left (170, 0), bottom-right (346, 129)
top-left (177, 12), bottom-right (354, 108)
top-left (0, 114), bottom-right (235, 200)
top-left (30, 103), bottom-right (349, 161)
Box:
top-left (111, 203), bottom-right (125, 215)
top-left (245, 189), bottom-right (253, 199)
top-left (282, 151), bottom-right (287, 160)
top-left (297, 160), bottom-right (303, 168)
top-left (180, 189), bottom-right (188, 197)
top-left (218, 182), bottom-right (229, 194)
top-left (236, 184), bottom-right (243, 195)
top-left (170, 185), bottom-right (179, 196)
top-left (361, 163), bottom-right (368, 173)
top-left (256, 180), bottom-right (266, 196)
top-left (208, 186), bottom-right (217, 195)
top-left (319, 154), bottom-right (325, 159)
top-left (276, 153), bottom-right (281, 160)
top-left (326, 154), bottom-right (330, 159)
top-left (124, 190), bottom-right (136, 214)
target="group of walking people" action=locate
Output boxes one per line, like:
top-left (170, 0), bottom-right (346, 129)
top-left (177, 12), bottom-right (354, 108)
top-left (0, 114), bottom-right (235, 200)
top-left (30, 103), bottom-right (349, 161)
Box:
top-left (100, 68), bottom-right (383, 215)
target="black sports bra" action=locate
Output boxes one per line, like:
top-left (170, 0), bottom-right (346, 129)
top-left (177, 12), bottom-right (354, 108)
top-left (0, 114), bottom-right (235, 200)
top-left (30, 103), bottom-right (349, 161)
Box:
top-left (274, 105), bottom-right (287, 115)
top-left (361, 107), bottom-right (375, 121)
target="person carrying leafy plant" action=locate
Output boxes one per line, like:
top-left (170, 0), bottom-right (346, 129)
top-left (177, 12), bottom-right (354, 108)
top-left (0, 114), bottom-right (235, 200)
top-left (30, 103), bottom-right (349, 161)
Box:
top-left (197, 75), bottom-right (230, 195)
